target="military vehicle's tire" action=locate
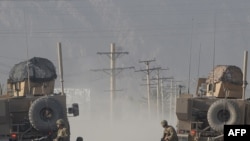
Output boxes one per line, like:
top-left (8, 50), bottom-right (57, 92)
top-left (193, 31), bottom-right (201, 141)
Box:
top-left (29, 97), bottom-right (64, 132)
top-left (207, 99), bottom-right (240, 132)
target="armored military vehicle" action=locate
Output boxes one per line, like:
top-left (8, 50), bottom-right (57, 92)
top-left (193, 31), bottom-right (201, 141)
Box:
top-left (0, 56), bottom-right (79, 141)
top-left (176, 51), bottom-right (249, 141)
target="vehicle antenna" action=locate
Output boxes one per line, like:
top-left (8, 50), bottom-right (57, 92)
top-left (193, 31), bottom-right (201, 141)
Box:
top-left (24, 9), bottom-right (31, 96)
top-left (212, 13), bottom-right (217, 97)
top-left (187, 18), bottom-right (194, 94)
top-left (242, 50), bottom-right (248, 100)
top-left (57, 42), bottom-right (64, 95)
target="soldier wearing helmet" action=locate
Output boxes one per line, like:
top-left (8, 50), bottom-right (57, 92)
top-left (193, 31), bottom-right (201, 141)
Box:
top-left (161, 120), bottom-right (178, 141)
top-left (53, 119), bottom-right (69, 141)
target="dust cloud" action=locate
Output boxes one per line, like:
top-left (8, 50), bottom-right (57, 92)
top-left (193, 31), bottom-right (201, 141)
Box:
top-left (67, 96), bottom-right (177, 141)
top-left (69, 118), bottom-right (162, 141)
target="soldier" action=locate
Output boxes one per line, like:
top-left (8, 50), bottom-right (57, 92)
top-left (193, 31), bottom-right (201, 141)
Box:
top-left (53, 119), bottom-right (69, 141)
top-left (161, 120), bottom-right (178, 141)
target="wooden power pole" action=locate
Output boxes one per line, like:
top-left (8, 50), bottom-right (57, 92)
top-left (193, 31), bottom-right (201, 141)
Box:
top-left (135, 59), bottom-right (158, 119)
top-left (91, 43), bottom-right (134, 121)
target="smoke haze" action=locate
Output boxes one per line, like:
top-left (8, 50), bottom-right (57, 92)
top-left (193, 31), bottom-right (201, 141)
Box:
top-left (0, 0), bottom-right (250, 140)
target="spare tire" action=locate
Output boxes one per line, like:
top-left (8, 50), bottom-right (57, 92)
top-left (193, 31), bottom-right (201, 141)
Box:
top-left (207, 99), bottom-right (240, 132)
top-left (29, 97), bottom-right (65, 132)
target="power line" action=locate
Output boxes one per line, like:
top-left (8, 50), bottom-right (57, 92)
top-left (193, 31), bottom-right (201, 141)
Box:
top-left (142, 67), bottom-right (170, 120)
top-left (0, 0), bottom-right (81, 1)
top-left (135, 59), bottom-right (160, 119)
top-left (90, 43), bottom-right (134, 121)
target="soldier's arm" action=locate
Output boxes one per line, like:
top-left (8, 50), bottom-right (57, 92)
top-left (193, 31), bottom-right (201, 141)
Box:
top-left (166, 127), bottom-right (175, 141)
top-left (62, 128), bottom-right (69, 136)
top-left (163, 129), bottom-right (171, 141)
top-left (162, 130), bottom-right (166, 141)
top-left (63, 128), bottom-right (70, 141)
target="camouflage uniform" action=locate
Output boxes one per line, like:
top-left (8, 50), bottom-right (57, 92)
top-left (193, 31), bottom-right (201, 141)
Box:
top-left (161, 120), bottom-right (178, 141)
top-left (53, 119), bottom-right (69, 141)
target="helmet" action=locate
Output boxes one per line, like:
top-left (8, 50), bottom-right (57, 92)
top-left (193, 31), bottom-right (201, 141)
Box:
top-left (76, 137), bottom-right (83, 141)
top-left (56, 119), bottom-right (65, 125)
top-left (161, 120), bottom-right (168, 127)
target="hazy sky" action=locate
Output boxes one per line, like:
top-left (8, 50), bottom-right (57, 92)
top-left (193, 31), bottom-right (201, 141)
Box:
top-left (0, 1), bottom-right (250, 140)
top-left (0, 0), bottom-right (249, 96)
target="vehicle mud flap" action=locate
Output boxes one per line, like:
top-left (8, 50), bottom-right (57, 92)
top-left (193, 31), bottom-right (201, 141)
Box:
top-left (29, 97), bottom-right (65, 132)
top-left (207, 99), bottom-right (240, 132)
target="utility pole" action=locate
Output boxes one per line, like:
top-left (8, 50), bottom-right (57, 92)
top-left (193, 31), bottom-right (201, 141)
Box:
top-left (155, 68), bottom-right (169, 120)
top-left (157, 77), bottom-right (174, 119)
top-left (91, 43), bottom-right (134, 121)
top-left (169, 80), bottom-right (182, 122)
top-left (135, 59), bottom-right (157, 119)
top-left (146, 68), bottom-right (169, 119)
